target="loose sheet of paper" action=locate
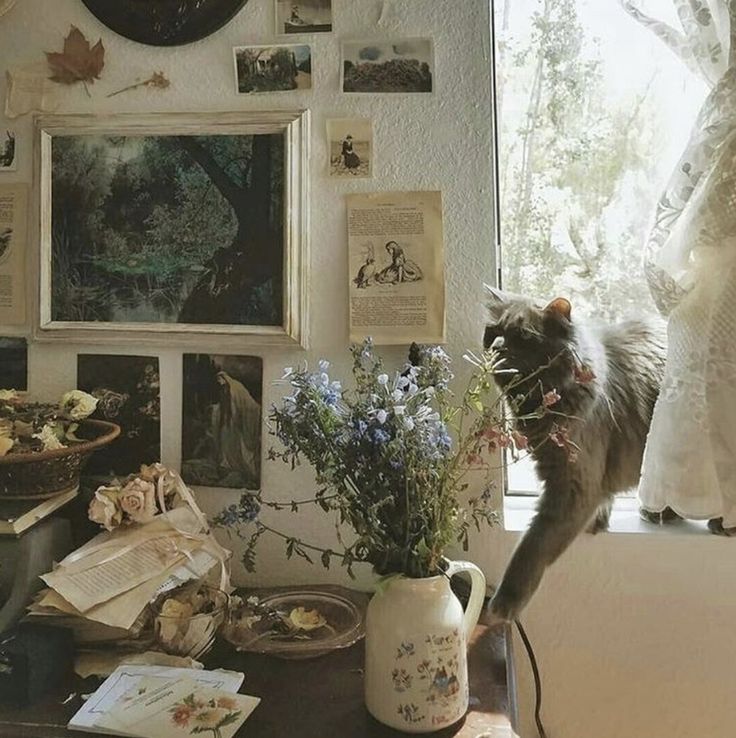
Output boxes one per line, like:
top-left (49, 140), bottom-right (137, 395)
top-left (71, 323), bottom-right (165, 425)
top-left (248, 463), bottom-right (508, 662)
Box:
top-left (95, 677), bottom-right (260, 738)
top-left (0, 183), bottom-right (27, 325)
top-left (68, 665), bottom-right (245, 734)
top-left (347, 191), bottom-right (445, 344)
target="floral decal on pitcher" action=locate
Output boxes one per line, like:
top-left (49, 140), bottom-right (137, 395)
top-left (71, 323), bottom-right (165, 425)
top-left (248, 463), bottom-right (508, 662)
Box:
top-left (391, 628), bottom-right (465, 724)
top-left (391, 668), bottom-right (413, 692)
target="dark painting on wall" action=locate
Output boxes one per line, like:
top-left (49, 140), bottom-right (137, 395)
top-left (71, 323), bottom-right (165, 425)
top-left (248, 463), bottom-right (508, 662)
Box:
top-left (50, 132), bottom-right (285, 328)
top-left (0, 337), bottom-right (27, 391)
top-left (182, 354), bottom-right (262, 489)
top-left (77, 354), bottom-right (161, 477)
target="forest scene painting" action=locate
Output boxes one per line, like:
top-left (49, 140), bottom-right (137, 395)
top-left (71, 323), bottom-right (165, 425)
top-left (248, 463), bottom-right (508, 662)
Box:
top-left (50, 131), bottom-right (285, 328)
top-left (182, 354), bottom-right (262, 489)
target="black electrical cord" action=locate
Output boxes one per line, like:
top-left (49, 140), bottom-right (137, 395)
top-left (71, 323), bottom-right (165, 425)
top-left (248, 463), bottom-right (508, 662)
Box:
top-left (514, 618), bottom-right (548, 738)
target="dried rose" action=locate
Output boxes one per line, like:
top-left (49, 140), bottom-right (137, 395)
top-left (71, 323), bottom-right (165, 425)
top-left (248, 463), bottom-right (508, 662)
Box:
top-left (120, 477), bottom-right (157, 524)
top-left (89, 486), bottom-right (123, 531)
top-left (288, 606), bottom-right (327, 631)
top-left (60, 389), bottom-right (98, 420)
top-left (33, 423), bottom-right (65, 451)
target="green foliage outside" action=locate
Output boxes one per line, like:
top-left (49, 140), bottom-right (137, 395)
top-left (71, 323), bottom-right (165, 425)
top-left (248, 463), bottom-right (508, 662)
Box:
top-left (497, 0), bottom-right (662, 321)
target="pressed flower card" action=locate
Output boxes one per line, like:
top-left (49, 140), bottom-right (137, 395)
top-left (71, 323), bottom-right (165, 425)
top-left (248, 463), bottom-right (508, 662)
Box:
top-left (95, 676), bottom-right (259, 738)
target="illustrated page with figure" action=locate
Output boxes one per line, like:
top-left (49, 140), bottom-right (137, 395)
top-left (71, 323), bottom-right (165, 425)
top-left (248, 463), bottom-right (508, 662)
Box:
top-left (0, 183), bottom-right (26, 324)
top-left (347, 191), bottom-right (445, 344)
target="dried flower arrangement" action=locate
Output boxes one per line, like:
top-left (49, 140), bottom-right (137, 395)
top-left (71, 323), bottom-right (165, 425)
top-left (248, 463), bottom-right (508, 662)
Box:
top-left (0, 389), bottom-right (99, 457)
top-left (215, 339), bottom-right (573, 579)
top-left (86, 463), bottom-right (185, 531)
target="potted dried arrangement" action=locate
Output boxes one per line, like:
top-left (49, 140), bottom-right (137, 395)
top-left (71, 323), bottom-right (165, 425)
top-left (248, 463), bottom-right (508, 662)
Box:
top-left (0, 389), bottom-right (120, 499)
top-left (215, 340), bottom-right (552, 732)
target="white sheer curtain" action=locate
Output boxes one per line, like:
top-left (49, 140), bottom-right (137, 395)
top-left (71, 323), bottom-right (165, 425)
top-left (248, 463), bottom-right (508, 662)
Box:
top-left (622, 0), bottom-right (736, 526)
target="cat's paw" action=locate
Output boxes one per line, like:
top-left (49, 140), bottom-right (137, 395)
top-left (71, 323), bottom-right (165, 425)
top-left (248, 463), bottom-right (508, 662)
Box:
top-left (707, 518), bottom-right (736, 537)
top-left (586, 516), bottom-right (609, 534)
top-left (640, 506), bottom-right (682, 525)
top-left (488, 589), bottom-right (522, 624)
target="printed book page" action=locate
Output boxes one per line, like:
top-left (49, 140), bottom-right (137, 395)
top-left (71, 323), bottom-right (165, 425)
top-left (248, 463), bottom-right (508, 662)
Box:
top-left (0, 183), bottom-right (27, 324)
top-left (347, 191), bottom-right (445, 344)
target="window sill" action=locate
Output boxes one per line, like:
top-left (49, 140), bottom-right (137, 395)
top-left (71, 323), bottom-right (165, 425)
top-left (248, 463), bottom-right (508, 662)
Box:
top-left (503, 495), bottom-right (711, 536)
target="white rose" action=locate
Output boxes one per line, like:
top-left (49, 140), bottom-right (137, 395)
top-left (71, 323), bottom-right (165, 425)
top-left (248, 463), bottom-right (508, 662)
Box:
top-left (0, 389), bottom-right (17, 401)
top-left (60, 390), bottom-right (98, 420)
top-left (119, 477), bottom-right (157, 524)
top-left (88, 486), bottom-right (123, 531)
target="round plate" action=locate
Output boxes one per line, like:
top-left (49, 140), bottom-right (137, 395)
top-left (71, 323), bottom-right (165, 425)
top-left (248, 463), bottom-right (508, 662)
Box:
top-left (222, 587), bottom-right (368, 660)
top-left (81, 0), bottom-right (250, 47)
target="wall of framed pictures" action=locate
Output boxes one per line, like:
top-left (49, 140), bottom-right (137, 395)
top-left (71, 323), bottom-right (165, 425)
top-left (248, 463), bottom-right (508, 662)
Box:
top-left (0, 0), bottom-right (496, 588)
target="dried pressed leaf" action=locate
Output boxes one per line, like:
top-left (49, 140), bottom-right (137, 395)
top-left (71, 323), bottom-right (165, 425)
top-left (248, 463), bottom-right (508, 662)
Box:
top-left (46, 25), bottom-right (104, 88)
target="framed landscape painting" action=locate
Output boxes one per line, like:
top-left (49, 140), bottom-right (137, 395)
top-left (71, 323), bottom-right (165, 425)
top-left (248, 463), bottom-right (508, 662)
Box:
top-left (35, 111), bottom-right (309, 347)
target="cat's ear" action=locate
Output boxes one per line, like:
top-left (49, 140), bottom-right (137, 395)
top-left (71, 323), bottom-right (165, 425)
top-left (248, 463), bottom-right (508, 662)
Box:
top-left (483, 283), bottom-right (511, 304)
top-left (544, 297), bottom-right (572, 321)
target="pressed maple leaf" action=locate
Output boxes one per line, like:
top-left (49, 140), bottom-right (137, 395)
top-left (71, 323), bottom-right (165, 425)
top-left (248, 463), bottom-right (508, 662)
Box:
top-left (46, 26), bottom-right (105, 92)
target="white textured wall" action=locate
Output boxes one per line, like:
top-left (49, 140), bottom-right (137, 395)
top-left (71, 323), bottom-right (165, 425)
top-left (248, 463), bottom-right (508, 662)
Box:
top-left (0, 0), bottom-right (497, 588)
top-left (4, 3), bottom-right (736, 738)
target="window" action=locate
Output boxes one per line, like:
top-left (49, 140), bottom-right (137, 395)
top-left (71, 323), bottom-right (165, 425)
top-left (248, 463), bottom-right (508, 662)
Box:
top-left (493, 0), bottom-right (707, 494)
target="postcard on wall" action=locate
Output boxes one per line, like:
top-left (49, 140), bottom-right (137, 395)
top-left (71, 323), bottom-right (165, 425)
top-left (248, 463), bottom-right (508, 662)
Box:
top-left (342, 38), bottom-right (434, 93)
top-left (0, 130), bottom-right (17, 171)
top-left (276, 0), bottom-right (332, 34)
top-left (182, 354), bottom-right (262, 489)
top-left (327, 118), bottom-right (372, 178)
top-left (0, 183), bottom-right (27, 325)
top-left (233, 44), bottom-right (312, 93)
top-left (0, 337), bottom-right (27, 391)
top-left (347, 191), bottom-right (445, 345)
top-left (77, 354), bottom-right (161, 477)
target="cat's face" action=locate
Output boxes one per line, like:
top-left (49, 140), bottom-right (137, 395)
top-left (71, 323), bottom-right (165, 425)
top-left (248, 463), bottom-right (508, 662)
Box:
top-left (483, 288), bottom-right (573, 386)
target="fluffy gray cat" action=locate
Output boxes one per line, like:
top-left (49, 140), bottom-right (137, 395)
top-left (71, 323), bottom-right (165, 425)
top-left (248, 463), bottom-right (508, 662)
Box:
top-left (484, 288), bottom-right (666, 621)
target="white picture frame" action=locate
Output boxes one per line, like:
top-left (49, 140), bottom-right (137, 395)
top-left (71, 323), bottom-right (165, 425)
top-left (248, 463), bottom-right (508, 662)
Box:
top-left (34, 111), bottom-right (310, 348)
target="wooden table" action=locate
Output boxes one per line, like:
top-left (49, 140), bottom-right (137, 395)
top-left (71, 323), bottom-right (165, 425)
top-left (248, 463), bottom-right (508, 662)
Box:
top-left (0, 622), bottom-right (510, 737)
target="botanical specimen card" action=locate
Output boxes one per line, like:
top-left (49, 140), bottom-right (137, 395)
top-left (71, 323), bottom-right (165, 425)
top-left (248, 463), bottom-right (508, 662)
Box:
top-left (233, 44), bottom-right (312, 93)
top-left (347, 191), bottom-right (445, 344)
top-left (0, 184), bottom-right (26, 325)
top-left (77, 354), bottom-right (161, 477)
top-left (95, 676), bottom-right (259, 738)
top-left (0, 336), bottom-right (27, 391)
top-left (276, 0), bottom-right (332, 34)
top-left (342, 38), bottom-right (434, 93)
top-left (327, 118), bottom-right (372, 178)
top-left (182, 354), bottom-right (262, 489)
top-left (48, 131), bottom-right (285, 329)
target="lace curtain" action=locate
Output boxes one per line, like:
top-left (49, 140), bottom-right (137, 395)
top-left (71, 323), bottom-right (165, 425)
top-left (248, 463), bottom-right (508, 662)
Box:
top-left (623, 0), bottom-right (736, 526)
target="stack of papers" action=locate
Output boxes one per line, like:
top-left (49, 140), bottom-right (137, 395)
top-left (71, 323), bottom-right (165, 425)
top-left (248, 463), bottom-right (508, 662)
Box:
top-left (68, 664), bottom-right (259, 738)
top-left (26, 507), bottom-right (224, 641)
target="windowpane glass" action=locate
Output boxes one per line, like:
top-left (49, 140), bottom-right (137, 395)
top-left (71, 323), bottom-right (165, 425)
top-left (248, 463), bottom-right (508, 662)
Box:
top-left (494, 0), bottom-right (707, 493)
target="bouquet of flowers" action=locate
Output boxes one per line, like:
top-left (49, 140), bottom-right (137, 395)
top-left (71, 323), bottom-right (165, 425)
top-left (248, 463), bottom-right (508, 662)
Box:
top-left (0, 389), bottom-right (99, 457)
top-left (216, 339), bottom-right (559, 579)
top-left (87, 463), bottom-right (182, 531)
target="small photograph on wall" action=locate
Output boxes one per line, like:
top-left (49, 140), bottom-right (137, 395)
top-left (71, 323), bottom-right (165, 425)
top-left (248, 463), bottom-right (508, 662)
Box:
top-left (342, 38), bottom-right (434, 94)
top-left (327, 118), bottom-right (372, 178)
top-left (276, 0), bottom-right (332, 34)
top-left (77, 354), bottom-right (161, 477)
top-left (0, 130), bottom-right (16, 171)
top-left (0, 337), bottom-right (27, 391)
top-left (234, 44), bottom-right (312, 93)
top-left (181, 354), bottom-right (262, 489)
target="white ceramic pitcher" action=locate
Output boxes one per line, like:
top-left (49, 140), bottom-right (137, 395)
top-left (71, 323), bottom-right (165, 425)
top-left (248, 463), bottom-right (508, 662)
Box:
top-left (364, 559), bottom-right (486, 733)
